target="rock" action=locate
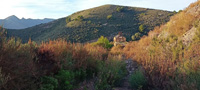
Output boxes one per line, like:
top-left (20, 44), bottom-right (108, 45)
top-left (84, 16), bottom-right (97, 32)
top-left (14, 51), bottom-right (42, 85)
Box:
top-left (181, 27), bottom-right (198, 45)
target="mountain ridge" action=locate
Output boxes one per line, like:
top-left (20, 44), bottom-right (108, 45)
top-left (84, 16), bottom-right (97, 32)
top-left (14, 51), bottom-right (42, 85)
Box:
top-left (0, 15), bottom-right (54, 29)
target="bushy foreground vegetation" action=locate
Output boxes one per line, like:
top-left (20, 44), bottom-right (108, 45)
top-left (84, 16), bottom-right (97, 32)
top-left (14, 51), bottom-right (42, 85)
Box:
top-left (0, 27), bottom-right (127, 90)
top-left (129, 69), bottom-right (147, 89)
top-left (124, 1), bottom-right (200, 89)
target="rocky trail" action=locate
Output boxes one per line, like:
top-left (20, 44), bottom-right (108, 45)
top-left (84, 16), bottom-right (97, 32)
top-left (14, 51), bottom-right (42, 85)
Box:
top-left (76, 58), bottom-right (138, 90)
top-left (113, 59), bottom-right (138, 90)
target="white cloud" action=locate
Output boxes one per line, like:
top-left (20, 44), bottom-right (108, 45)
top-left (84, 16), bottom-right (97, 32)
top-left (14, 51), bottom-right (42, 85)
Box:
top-left (0, 0), bottom-right (197, 19)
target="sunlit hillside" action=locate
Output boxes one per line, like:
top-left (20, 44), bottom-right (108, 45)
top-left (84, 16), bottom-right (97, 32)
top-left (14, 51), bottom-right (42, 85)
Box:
top-left (7, 5), bottom-right (174, 43)
top-left (123, 1), bottom-right (200, 89)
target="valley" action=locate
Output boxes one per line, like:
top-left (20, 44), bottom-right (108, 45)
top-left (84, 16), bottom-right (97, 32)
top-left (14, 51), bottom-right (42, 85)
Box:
top-left (0, 1), bottom-right (200, 90)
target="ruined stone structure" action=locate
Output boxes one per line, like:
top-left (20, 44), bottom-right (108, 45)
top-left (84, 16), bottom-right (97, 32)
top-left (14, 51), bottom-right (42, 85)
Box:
top-left (113, 32), bottom-right (127, 46)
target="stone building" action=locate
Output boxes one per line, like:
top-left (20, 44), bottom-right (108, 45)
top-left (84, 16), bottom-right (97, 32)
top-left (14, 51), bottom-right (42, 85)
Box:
top-left (113, 32), bottom-right (127, 46)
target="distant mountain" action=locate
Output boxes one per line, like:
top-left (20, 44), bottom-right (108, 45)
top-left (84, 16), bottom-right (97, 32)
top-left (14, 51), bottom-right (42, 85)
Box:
top-left (7, 5), bottom-right (175, 43)
top-left (0, 15), bottom-right (54, 29)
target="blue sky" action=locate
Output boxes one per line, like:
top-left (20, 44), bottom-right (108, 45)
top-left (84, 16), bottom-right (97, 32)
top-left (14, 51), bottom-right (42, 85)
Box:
top-left (0, 0), bottom-right (197, 19)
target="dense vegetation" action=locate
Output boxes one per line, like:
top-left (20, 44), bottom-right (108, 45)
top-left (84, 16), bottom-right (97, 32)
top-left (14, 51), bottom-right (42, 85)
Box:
top-left (3, 1), bottom-right (200, 90)
top-left (0, 27), bottom-right (128, 90)
top-left (122, 1), bottom-right (200, 89)
top-left (7, 5), bottom-right (174, 43)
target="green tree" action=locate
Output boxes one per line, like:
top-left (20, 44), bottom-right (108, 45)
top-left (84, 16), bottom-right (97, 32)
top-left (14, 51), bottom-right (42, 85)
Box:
top-left (132, 32), bottom-right (141, 41)
top-left (178, 10), bottom-right (182, 13)
top-left (140, 13), bottom-right (146, 16)
top-left (173, 10), bottom-right (177, 13)
top-left (77, 15), bottom-right (84, 21)
top-left (55, 70), bottom-right (75, 90)
top-left (107, 15), bottom-right (112, 20)
top-left (129, 69), bottom-right (147, 89)
top-left (87, 20), bottom-right (92, 24)
top-left (116, 7), bottom-right (124, 12)
top-left (139, 25), bottom-right (144, 33)
top-left (66, 17), bottom-right (71, 23)
top-left (92, 36), bottom-right (113, 49)
top-left (40, 76), bottom-right (58, 90)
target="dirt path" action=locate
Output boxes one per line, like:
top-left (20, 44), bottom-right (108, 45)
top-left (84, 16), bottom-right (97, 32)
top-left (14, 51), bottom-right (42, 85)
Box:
top-left (113, 59), bottom-right (138, 90)
top-left (76, 59), bottom-right (138, 90)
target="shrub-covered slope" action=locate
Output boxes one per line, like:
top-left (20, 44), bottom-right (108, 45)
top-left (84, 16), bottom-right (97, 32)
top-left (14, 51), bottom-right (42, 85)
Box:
top-left (7, 5), bottom-right (174, 43)
top-left (123, 1), bottom-right (200, 89)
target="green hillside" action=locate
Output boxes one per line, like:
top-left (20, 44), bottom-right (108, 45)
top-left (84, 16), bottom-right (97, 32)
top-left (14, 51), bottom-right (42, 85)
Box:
top-left (7, 5), bottom-right (175, 43)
